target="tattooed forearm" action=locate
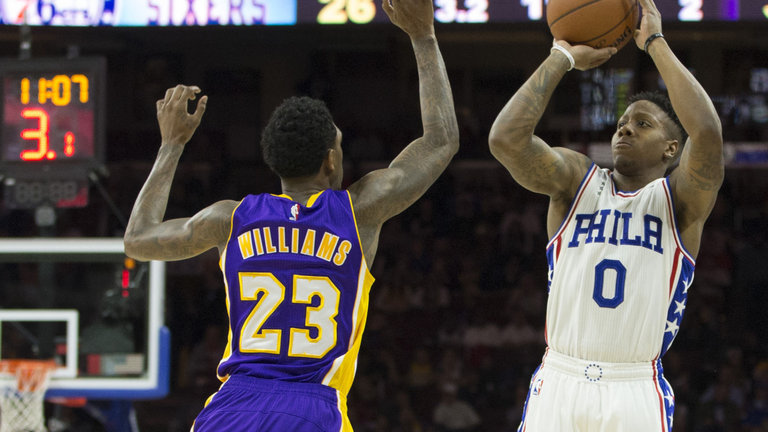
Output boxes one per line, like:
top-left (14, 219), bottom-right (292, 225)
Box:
top-left (385, 36), bottom-right (458, 192)
top-left (488, 53), bottom-right (582, 196)
top-left (125, 145), bottom-right (183, 235)
top-left (497, 54), bottom-right (568, 141)
top-left (124, 144), bottom-right (231, 261)
top-left (411, 35), bottom-right (459, 153)
top-left (352, 34), bottom-right (459, 229)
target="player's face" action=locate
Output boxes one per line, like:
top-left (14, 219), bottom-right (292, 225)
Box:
top-left (330, 126), bottom-right (344, 189)
top-left (611, 101), bottom-right (677, 175)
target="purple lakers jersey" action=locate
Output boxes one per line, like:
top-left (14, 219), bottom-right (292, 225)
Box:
top-left (217, 190), bottom-right (374, 397)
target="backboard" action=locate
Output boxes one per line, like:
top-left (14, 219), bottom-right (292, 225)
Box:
top-left (0, 238), bottom-right (168, 399)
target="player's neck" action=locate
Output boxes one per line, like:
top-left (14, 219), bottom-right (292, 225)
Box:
top-left (611, 169), bottom-right (665, 192)
top-left (280, 175), bottom-right (331, 206)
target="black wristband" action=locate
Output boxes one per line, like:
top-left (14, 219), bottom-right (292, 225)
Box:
top-left (644, 32), bottom-right (664, 53)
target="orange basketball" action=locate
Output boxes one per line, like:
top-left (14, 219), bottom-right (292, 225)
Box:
top-left (546, 0), bottom-right (639, 50)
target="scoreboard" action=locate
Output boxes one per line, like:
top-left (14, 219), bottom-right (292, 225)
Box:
top-left (301, 0), bottom-right (768, 23)
top-left (0, 0), bottom-right (765, 26)
top-left (0, 58), bottom-right (106, 209)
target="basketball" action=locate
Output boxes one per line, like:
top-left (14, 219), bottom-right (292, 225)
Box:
top-left (546, 0), bottom-right (639, 50)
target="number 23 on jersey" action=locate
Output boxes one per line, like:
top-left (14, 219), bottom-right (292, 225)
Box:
top-left (238, 272), bottom-right (341, 359)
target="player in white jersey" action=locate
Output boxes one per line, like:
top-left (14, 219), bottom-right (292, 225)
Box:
top-left (488, 0), bottom-right (723, 430)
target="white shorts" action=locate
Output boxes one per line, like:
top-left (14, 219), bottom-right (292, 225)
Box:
top-left (517, 349), bottom-right (674, 432)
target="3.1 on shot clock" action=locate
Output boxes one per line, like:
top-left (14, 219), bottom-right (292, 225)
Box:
top-left (0, 57), bottom-right (106, 208)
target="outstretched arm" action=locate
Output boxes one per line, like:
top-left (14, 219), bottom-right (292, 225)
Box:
top-left (123, 85), bottom-right (236, 262)
top-left (488, 42), bottom-right (615, 199)
top-left (636, 0), bottom-right (723, 254)
top-left (349, 0), bottom-right (459, 227)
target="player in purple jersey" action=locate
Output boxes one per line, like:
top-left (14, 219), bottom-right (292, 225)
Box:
top-left (488, 0), bottom-right (723, 430)
top-left (123, 1), bottom-right (458, 430)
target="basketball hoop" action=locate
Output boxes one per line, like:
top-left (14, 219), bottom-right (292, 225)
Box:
top-left (0, 359), bottom-right (57, 432)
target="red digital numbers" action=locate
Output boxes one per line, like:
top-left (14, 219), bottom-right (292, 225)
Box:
top-left (15, 73), bottom-right (90, 161)
top-left (64, 131), bottom-right (75, 157)
top-left (19, 107), bottom-right (79, 161)
top-left (20, 108), bottom-right (50, 161)
top-left (0, 58), bottom-right (104, 209)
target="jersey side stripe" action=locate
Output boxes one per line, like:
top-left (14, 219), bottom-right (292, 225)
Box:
top-left (321, 258), bottom-right (366, 386)
top-left (216, 250), bottom-right (233, 382)
top-left (324, 258), bottom-right (373, 395)
top-left (662, 179), bottom-right (695, 264)
top-left (668, 249), bottom-right (681, 299)
top-left (323, 191), bottom-right (374, 393)
top-left (215, 199), bottom-right (244, 382)
top-left (345, 190), bottom-right (370, 270)
top-left (517, 349), bottom-right (548, 432)
top-left (652, 358), bottom-right (668, 432)
top-left (337, 388), bottom-right (353, 432)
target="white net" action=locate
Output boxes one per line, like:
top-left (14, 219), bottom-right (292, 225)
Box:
top-left (0, 360), bottom-right (56, 432)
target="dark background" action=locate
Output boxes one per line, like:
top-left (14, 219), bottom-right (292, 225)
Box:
top-left (0, 16), bottom-right (767, 431)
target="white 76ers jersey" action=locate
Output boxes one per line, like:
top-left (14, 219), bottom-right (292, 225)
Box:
top-left (545, 165), bottom-right (694, 362)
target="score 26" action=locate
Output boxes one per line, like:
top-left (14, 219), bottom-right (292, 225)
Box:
top-left (317, 0), bottom-right (376, 24)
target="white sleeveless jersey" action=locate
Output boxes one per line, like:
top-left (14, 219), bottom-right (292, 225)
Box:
top-left (545, 164), bottom-right (695, 363)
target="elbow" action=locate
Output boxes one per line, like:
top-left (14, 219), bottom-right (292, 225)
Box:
top-left (445, 125), bottom-right (460, 156)
top-left (709, 121), bottom-right (723, 143)
top-left (442, 115), bottom-right (460, 156)
top-left (448, 134), bottom-right (460, 157)
top-left (488, 121), bottom-right (514, 158)
top-left (488, 128), bottom-right (512, 160)
top-left (689, 115), bottom-right (723, 144)
top-left (488, 135), bottom-right (503, 159)
top-left (123, 234), bottom-right (149, 262)
top-left (700, 116), bottom-right (723, 141)
top-left (431, 128), bottom-right (460, 157)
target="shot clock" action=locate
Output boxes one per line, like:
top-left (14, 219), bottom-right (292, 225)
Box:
top-left (0, 57), bottom-right (106, 209)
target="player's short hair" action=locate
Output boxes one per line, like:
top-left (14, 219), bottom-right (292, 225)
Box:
top-left (261, 96), bottom-right (337, 178)
top-left (628, 91), bottom-right (688, 148)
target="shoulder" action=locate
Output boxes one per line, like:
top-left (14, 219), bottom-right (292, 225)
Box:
top-left (195, 200), bottom-right (239, 231)
top-left (202, 200), bottom-right (239, 251)
top-left (552, 149), bottom-right (596, 201)
top-left (211, 199), bottom-right (240, 215)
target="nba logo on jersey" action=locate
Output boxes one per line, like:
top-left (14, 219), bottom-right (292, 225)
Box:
top-left (289, 203), bottom-right (300, 221)
top-left (532, 378), bottom-right (544, 396)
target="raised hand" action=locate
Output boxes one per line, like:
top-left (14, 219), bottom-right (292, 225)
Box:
top-left (156, 84), bottom-right (208, 146)
top-left (382, 0), bottom-right (435, 39)
top-left (634, 0), bottom-right (663, 51)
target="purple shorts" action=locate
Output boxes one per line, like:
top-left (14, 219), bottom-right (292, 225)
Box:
top-left (191, 375), bottom-right (345, 432)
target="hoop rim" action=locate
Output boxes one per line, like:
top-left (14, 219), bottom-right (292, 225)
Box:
top-left (0, 359), bottom-right (58, 373)
top-left (0, 359), bottom-right (58, 391)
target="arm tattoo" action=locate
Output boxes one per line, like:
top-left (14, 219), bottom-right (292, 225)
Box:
top-left (507, 57), bottom-right (567, 140)
top-left (372, 36), bottom-right (459, 217)
top-left (495, 56), bottom-right (569, 184)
